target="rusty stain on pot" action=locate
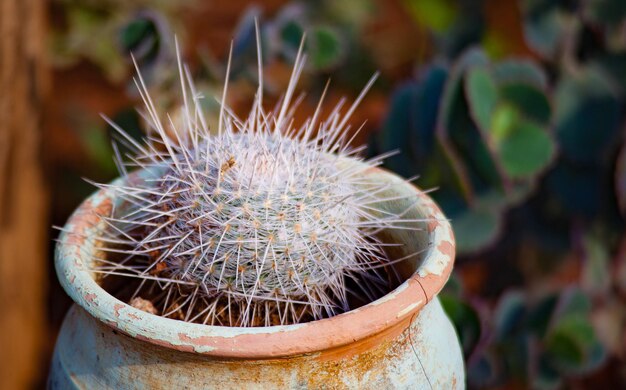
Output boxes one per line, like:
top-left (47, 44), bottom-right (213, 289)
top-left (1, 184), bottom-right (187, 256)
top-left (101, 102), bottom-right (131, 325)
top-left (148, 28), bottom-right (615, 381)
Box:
top-left (84, 293), bottom-right (96, 303)
top-left (438, 240), bottom-right (454, 260)
top-left (113, 303), bottom-right (124, 317)
top-left (51, 160), bottom-right (465, 388)
top-left (427, 217), bottom-right (443, 232)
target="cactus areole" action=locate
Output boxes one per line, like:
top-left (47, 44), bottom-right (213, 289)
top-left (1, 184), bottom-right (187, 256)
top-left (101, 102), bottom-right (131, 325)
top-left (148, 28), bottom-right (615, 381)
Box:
top-left (51, 34), bottom-right (464, 390)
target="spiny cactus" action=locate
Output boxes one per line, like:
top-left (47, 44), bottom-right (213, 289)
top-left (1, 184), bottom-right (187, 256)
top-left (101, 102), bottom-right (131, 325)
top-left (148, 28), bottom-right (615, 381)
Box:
top-left (91, 38), bottom-right (423, 327)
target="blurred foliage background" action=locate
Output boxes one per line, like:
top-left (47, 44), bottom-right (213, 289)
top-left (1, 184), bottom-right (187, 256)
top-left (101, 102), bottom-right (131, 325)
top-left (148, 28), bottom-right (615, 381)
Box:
top-left (38, 0), bottom-right (626, 388)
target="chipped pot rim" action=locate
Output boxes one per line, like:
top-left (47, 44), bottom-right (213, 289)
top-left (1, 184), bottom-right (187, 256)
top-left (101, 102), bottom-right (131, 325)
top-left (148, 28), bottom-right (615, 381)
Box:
top-left (55, 163), bottom-right (455, 359)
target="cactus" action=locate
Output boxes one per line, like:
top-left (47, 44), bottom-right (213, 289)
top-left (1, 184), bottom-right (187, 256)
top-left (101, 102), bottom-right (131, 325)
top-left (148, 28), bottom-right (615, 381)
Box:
top-left (91, 39), bottom-right (422, 327)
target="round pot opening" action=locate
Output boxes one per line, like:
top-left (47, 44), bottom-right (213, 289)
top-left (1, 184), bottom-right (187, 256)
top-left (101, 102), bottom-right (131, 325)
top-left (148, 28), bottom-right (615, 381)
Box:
top-left (55, 163), bottom-right (455, 359)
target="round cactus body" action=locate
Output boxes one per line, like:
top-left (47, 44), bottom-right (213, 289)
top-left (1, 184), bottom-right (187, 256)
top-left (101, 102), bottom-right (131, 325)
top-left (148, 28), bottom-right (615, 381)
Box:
top-left (92, 41), bottom-right (421, 326)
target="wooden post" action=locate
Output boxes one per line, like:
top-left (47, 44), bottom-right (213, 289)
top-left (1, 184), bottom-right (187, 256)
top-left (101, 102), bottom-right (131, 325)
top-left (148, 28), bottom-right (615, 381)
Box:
top-left (0, 0), bottom-right (49, 388)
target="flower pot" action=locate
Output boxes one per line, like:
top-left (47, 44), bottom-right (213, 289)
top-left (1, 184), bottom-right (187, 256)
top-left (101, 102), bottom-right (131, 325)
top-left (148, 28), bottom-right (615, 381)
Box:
top-left (49, 163), bottom-right (464, 389)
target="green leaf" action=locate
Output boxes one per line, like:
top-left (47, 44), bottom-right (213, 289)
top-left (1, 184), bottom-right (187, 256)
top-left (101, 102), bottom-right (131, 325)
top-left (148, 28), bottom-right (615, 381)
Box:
top-left (493, 291), bottom-right (526, 339)
top-left (546, 316), bottom-right (598, 372)
top-left (535, 357), bottom-right (562, 390)
top-left (280, 20), bottom-right (305, 51)
top-left (490, 103), bottom-right (519, 142)
top-left (441, 272), bottom-right (463, 296)
top-left (545, 160), bottom-right (605, 218)
top-left (546, 331), bottom-right (585, 367)
top-left (380, 66), bottom-right (447, 179)
top-left (404, 0), bottom-right (458, 32)
top-left (583, 0), bottom-right (626, 27)
top-left (554, 67), bottom-right (620, 164)
top-left (119, 16), bottom-right (160, 65)
top-left (72, 116), bottom-right (116, 176)
top-left (452, 205), bottom-right (502, 254)
top-left (523, 5), bottom-right (567, 59)
top-left (527, 294), bottom-right (559, 337)
top-left (325, 0), bottom-right (376, 27)
top-left (558, 288), bottom-right (592, 317)
top-left (120, 18), bottom-right (153, 52)
top-left (499, 83), bottom-right (551, 125)
top-left (81, 125), bottom-right (116, 174)
top-left (438, 48), bottom-right (488, 134)
top-left (380, 83), bottom-right (424, 178)
top-left (491, 59), bottom-right (548, 89)
top-left (467, 353), bottom-right (498, 388)
top-left (438, 49), bottom-right (501, 193)
top-left (231, 8), bottom-right (261, 70)
top-left (554, 316), bottom-right (595, 345)
top-left (62, 7), bottom-right (126, 82)
top-left (311, 27), bottom-right (342, 69)
top-left (591, 53), bottom-right (626, 95)
top-left (465, 67), bottom-right (499, 133)
top-left (496, 119), bottom-right (555, 179)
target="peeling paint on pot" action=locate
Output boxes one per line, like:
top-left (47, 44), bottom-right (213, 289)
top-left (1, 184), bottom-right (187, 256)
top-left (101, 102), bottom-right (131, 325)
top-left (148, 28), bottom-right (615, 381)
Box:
top-left (50, 161), bottom-right (465, 389)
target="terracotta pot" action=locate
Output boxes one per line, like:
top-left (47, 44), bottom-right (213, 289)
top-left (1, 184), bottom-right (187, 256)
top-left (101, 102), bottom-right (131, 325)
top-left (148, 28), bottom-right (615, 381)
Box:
top-left (49, 163), bottom-right (464, 389)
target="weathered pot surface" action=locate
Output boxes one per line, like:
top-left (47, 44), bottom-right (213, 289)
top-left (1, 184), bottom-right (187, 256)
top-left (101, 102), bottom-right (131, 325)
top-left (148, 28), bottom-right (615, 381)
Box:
top-left (50, 162), bottom-right (464, 389)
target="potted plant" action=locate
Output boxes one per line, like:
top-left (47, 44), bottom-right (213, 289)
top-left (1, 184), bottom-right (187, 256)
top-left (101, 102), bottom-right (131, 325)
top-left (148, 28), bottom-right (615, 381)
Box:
top-left (49, 42), bottom-right (464, 389)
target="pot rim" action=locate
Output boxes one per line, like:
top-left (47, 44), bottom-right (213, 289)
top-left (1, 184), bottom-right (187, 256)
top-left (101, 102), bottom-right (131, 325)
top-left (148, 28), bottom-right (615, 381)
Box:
top-left (55, 165), bottom-right (455, 359)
